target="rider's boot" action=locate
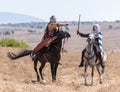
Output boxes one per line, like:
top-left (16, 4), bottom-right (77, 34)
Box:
top-left (31, 41), bottom-right (46, 61)
top-left (79, 49), bottom-right (86, 67)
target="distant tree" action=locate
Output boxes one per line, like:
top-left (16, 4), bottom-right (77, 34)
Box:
top-left (11, 31), bottom-right (14, 34)
top-left (108, 25), bottom-right (113, 30)
top-left (27, 30), bottom-right (36, 33)
top-left (115, 20), bottom-right (120, 23)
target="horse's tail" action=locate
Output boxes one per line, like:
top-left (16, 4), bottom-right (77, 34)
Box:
top-left (8, 49), bottom-right (33, 60)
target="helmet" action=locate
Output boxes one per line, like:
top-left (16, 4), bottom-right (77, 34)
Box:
top-left (50, 15), bottom-right (56, 23)
top-left (92, 24), bottom-right (100, 33)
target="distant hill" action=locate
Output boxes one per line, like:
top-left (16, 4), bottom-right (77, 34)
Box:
top-left (0, 12), bottom-right (44, 24)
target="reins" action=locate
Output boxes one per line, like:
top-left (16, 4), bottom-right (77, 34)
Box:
top-left (84, 51), bottom-right (95, 60)
top-left (53, 38), bottom-right (68, 52)
top-left (61, 38), bottom-right (68, 52)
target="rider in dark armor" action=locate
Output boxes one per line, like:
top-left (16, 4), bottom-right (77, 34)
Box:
top-left (32, 15), bottom-right (68, 56)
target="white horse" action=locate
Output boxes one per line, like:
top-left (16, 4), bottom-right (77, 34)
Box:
top-left (83, 34), bottom-right (107, 86)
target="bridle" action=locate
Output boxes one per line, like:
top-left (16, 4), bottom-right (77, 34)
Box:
top-left (84, 50), bottom-right (95, 60)
top-left (52, 31), bottom-right (70, 51)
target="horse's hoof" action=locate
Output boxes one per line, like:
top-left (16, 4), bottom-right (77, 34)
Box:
top-left (100, 81), bottom-right (103, 84)
top-left (40, 79), bottom-right (46, 84)
top-left (91, 83), bottom-right (94, 86)
top-left (52, 79), bottom-right (56, 82)
top-left (85, 83), bottom-right (88, 86)
top-left (37, 76), bottom-right (40, 82)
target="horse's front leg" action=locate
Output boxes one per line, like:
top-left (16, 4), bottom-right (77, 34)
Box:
top-left (39, 62), bottom-right (46, 80)
top-left (96, 64), bottom-right (102, 84)
top-left (100, 62), bottom-right (105, 84)
top-left (50, 63), bottom-right (56, 82)
top-left (54, 63), bottom-right (59, 80)
top-left (34, 60), bottom-right (40, 82)
top-left (84, 62), bottom-right (88, 86)
top-left (91, 66), bottom-right (94, 86)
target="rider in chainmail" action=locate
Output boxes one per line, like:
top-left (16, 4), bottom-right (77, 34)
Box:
top-left (77, 24), bottom-right (104, 67)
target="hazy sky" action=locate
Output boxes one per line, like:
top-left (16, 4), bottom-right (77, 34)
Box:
top-left (0, 0), bottom-right (120, 21)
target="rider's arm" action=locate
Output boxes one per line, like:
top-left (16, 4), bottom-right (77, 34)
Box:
top-left (58, 23), bottom-right (69, 26)
top-left (77, 31), bottom-right (90, 38)
top-left (48, 23), bottom-right (68, 31)
top-left (48, 23), bottom-right (58, 31)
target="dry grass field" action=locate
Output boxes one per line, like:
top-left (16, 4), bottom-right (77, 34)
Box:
top-left (0, 22), bottom-right (120, 92)
top-left (0, 48), bottom-right (120, 92)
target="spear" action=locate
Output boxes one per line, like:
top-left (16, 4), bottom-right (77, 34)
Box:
top-left (77, 14), bottom-right (81, 35)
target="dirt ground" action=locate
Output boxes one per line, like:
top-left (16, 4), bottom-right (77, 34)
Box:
top-left (0, 47), bottom-right (120, 92)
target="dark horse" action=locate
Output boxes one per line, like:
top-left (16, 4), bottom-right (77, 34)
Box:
top-left (8, 30), bottom-right (71, 82)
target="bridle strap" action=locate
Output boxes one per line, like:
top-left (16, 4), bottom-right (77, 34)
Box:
top-left (84, 53), bottom-right (95, 60)
top-left (53, 45), bottom-right (61, 50)
top-left (84, 48), bottom-right (96, 60)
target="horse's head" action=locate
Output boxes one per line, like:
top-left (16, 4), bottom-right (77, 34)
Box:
top-left (86, 34), bottom-right (95, 44)
top-left (55, 31), bottom-right (71, 40)
top-left (49, 31), bottom-right (70, 53)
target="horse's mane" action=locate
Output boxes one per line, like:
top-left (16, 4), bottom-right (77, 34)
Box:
top-left (37, 30), bottom-right (70, 54)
